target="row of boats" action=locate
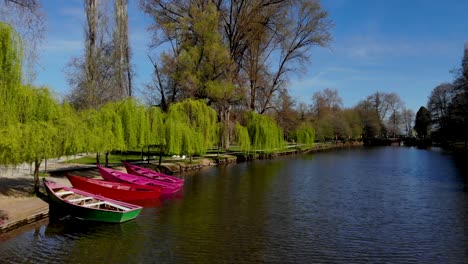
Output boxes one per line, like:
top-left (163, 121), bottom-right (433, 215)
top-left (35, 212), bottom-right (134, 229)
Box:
top-left (43, 161), bottom-right (184, 223)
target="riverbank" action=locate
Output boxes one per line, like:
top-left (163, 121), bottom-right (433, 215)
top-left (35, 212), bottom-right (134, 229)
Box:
top-left (0, 141), bottom-right (362, 235)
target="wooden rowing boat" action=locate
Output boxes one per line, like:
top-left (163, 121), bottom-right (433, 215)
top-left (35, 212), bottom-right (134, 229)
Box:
top-left (43, 179), bottom-right (142, 223)
top-left (66, 174), bottom-right (162, 201)
top-left (97, 165), bottom-right (183, 196)
top-left (123, 161), bottom-right (184, 186)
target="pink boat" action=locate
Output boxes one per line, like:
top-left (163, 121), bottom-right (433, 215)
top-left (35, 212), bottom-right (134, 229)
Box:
top-left (97, 165), bottom-right (183, 196)
top-left (123, 161), bottom-right (184, 186)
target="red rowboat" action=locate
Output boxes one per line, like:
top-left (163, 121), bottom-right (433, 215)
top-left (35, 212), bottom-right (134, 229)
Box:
top-left (97, 165), bottom-right (183, 196)
top-left (66, 174), bottom-right (162, 201)
top-left (43, 179), bottom-right (142, 223)
top-left (123, 161), bottom-right (184, 186)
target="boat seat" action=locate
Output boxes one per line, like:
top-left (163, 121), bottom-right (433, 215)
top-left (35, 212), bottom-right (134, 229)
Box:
top-left (55, 191), bottom-right (74, 196)
top-left (68, 197), bottom-right (93, 203)
top-left (83, 202), bottom-right (105, 207)
top-left (105, 202), bottom-right (130, 211)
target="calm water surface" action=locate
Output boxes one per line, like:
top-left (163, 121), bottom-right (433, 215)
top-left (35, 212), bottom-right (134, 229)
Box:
top-left (1, 147), bottom-right (468, 263)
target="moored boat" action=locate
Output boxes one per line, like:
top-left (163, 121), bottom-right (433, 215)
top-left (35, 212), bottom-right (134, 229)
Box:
top-left (43, 179), bottom-right (142, 223)
top-left (123, 161), bottom-right (184, 186)
top-left (66, 174), bottom-right (162, 201)
top-left (97, 165), bottom-right (183, 196)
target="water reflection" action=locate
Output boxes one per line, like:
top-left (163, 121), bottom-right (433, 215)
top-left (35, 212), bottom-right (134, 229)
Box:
top-left (0, 147), bottom-right (467, 263)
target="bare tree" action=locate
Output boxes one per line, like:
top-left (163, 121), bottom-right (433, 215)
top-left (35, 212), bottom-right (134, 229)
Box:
top-left (68, 0), bottom-right (125, 109)
top-left (366, 92), bottom-right (390, 122)
top-left (401, 108), bottom-right (414, 136)
top-left (0, 0), bottom-right (45, 82)
top-left (114, 0), bottom-right (132, 97)
top-left (386, 92), bottom-right (404, 137)
top-left (311, 88), bottom-right (342, 117)
top-left (427, 83), bottom-right (454, 130)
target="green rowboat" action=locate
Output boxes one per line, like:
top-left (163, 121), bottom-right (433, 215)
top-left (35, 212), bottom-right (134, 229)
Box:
top-left (43, 179), bottom-right (142, 223)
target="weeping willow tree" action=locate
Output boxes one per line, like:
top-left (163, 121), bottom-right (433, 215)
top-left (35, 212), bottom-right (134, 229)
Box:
top-left (147, 106), bottom-right (165, 146)
top-left (116, 98), bottom-right (152, 151)
top-left (0, 22), bottom-right (23, 126)
top-left (118, 98), bottom-right (140, 149)
top-left (147, 106), bottom-right (166, 163)
top-left (234, 122), bottom-right (251, 153)
top-left (82, 101), bottom-right (126, 165)
top-left (20, 121), bottom-right (58, 192)
top-left (55, 102), bottom-right (87, 158)
top-left (1, 22), bottom-right (87, 193)
top-left (164, 99), bottom-right (218, 157)
top-left (292, 123), bottom-right (315, 147)
top-left (98, 102), bottom-right (125, 165)
top-left (245, 111), bottom-right (284, 153)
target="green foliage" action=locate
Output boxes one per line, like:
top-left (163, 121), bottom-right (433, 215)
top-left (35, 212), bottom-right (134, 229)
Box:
top-left (118, 98), bottom-right (141, 149)
top-left (173, 2), bottom-right (233, 100)
top-left (0, 125), bottom-right (22, 165)
top-left (234, 123), bottom-right (251, 153)
top-left (245, 111), bottom-right (284, 152)
top-left (147, 106), bottom-right (166, 146)
top-left (415, 106), bottom-right (431, 139)
top-left (293, 123), bottom-right (315, 146)
top-left (0, 22), bottom-right (23, 126)
top-left (55, 102), bottom-right (86, 156)
top-left (99, 102), bottom-right (126, 152)
top-left (314, 115), bottom-right (334, 142)
top-left (165, 99), bottom-right (218, 156)
top-left (20, 121), bottom-right (58, 163)
top-left (17, 86), bottom-right (60, 123)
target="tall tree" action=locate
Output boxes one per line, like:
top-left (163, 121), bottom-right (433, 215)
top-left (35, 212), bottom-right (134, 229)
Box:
top-left (311, 88), bottom-right (342, 117)
top-left (414, 106), bottom-right (431, 139)
top-left (401, 108), bottom-right (414, 137)
top-left (386, 93), bottom-right (404, 137)
top-left (451, 44), bottom-right (468, 143)
top-left (141, 0), bottom-right (332, 113)
top-left (355, 100), bottom-right (381, 138)
top-left (427, 83), bottom-right (453, 132)
top-left (68, 0), bottom-right (124, 109)
top-left (114, 0), bottom-right (132, 97)
top-left (366, 92), bottom-right (390, 123)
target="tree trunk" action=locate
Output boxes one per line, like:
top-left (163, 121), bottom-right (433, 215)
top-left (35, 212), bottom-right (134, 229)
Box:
top-left (96, 153), bottom-right (100, 165)
top-left (219, 106), bottom-right (231, 150)
top-left (105, 152), bottom-right (109, 167)
top-left (33, 159), bottom-right (41, 194)
top-left (147, 146), bottom-right (150, 163)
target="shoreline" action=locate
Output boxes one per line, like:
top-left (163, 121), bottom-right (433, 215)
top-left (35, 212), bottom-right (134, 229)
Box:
top-left (0, 141), bottom-right (362, 235)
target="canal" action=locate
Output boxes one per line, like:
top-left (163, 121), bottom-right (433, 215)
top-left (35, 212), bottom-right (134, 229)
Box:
top-left (1, 147), bottom-right (467, 263)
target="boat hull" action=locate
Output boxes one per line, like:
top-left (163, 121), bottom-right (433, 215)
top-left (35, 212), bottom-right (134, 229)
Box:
top-left (43, 179), bottom-right (142, 223)
top-left (98, 165), bottom-right (182, 196)
top-left (67, 174), bottom-right (162, 201)
top-left (123, 161), bottom-right (184, 186)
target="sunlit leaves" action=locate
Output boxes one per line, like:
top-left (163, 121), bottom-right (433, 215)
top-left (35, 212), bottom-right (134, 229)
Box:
top-left (293, 123), bottom-right (315, 147)
top-left (234, 123), bottom-right (251, 153)
top-left (245, 111), bottom-right (284, 152)
top-left (165, 99), bottom-right (218, 156)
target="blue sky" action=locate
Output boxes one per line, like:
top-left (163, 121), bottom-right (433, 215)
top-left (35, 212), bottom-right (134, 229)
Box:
top-left (34, 0), bottom-right (468, 112)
